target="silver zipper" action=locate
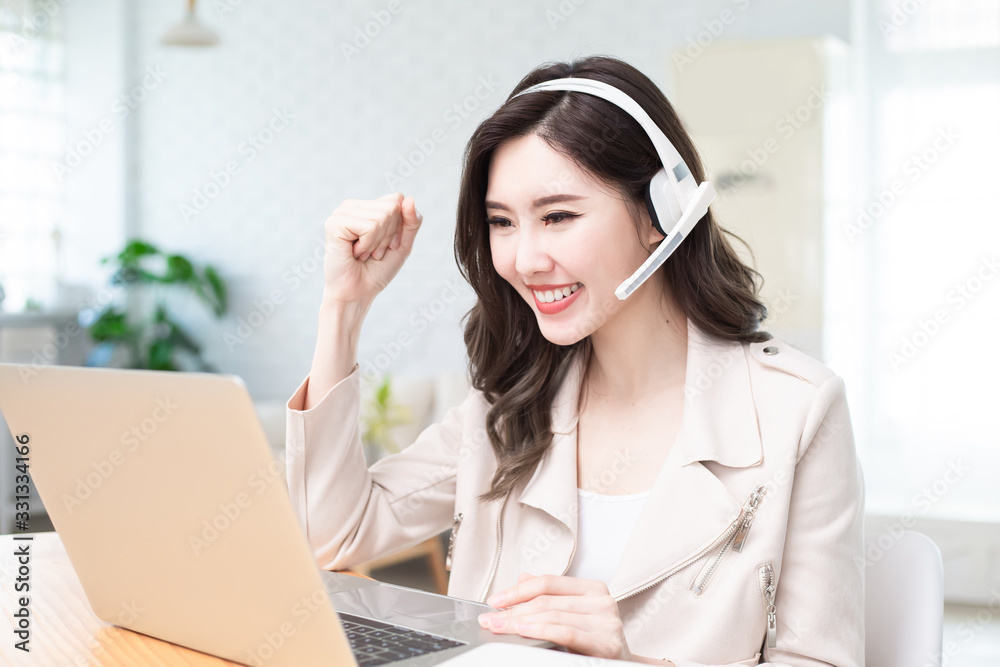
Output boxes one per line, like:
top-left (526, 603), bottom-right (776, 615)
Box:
top-left (616, 483), bottom-right (767, 603)
top-left (478, 492), bottom-right (508, 603)
top-left (690, 484), bottom-right (766, 596)
top-left (759, 561), bottom-right (777, 648)
top-left (445, 512), bottom-right (463, 571)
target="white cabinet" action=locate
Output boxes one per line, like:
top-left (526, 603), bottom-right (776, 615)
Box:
top-left (672, 38), bottom-right (852, 358)
top-left (0, 311), bottom-right (88, 533)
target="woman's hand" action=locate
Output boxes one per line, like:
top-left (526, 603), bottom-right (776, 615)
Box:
top-left (321, 192), bottom-right (422, 306)
top-left (477, 573), bottom-right (633, 661)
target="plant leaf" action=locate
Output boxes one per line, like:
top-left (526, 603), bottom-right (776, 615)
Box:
top-left (165, 254), bottom-right (195, 283)
top-left (203, 265), bottom-right (227, 315)
top-left (114, 240), bottom-right (160, 267)
top-left (376, 379), bottom-right (391, 406)
top-left (89, 308), bottom-right (132, 342)
top-left (147, 338), bottom-right (177, 371)
top-left (94, 238), bottom-right (228, 372)
top-left (167, 321), bottom-right (202, 354)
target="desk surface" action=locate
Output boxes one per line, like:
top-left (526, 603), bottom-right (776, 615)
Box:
top-left (0, 533), bottom-right (588, 667)
top-left (1, 531), bottom-right (244, 665)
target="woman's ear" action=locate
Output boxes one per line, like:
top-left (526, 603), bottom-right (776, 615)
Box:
top-left (640, 202), bottom-right (666, 247)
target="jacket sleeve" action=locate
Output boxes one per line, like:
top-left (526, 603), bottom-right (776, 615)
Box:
top-left (672, 375), bottom-right (866, 667)
top-left (284, 364), bottom-right (477, 571)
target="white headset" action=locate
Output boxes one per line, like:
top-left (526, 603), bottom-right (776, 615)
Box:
top-left (512, 77), bottom-right (717, 300)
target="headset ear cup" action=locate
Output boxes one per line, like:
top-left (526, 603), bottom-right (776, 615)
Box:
top-left (645, 180), bottom-right (667, 237)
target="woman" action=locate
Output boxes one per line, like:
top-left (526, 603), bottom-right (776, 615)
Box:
top-left (286, 55), bottom-right (864, 666)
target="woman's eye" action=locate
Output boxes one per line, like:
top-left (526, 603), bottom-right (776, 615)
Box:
top-left (543, 211), bottom-right (578, 224)
top-left (487, 217), bottom-right (512, 228)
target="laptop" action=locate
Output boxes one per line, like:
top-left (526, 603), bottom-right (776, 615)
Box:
top-left (0, 362), bottom-right (555, 666)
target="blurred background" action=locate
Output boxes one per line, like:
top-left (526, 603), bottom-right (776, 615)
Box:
top-left (0, 0), bottom-right (998, 664)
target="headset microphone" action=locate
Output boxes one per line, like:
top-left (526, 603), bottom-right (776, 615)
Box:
top-left (512, 78), bottom-right (716, 300)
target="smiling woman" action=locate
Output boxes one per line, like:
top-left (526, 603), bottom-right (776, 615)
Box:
top-left (454, 58), bottom-right (769, 505)
top-left (286, 55), bottom-right (864, 667)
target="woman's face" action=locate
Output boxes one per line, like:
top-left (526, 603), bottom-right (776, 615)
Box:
top-left (485, 133), bottom-right (663, 346)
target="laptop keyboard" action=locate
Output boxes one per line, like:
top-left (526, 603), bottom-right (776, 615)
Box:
top-left (338, 612), bottom-right (467, 665)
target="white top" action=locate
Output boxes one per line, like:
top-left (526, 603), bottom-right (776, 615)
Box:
top-left (563, 488), bottom-right (651, 586)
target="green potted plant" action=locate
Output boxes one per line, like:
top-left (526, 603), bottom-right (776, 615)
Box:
top-left (360, 376), bottom-right (412, 463)
top-left (87, 240), bottom-right (226, 371)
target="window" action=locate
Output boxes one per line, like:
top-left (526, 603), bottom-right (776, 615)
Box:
top-left (830, 0), bottom-right (1000, 520)
top-left (878, 0), bottom-right (1000, 51)
top-left (0, 0), bottom-right (66, 311)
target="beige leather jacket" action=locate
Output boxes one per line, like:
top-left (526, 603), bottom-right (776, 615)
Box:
top-left (285, 319), bottom-right (865, 666)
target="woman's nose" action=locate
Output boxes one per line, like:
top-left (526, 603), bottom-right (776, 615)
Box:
top-left (513, 227), bottom-right (555, 277)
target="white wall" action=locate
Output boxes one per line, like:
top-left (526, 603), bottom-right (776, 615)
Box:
top-left (58, 0), bottom-right (128, 297)
top-left (66, 0), bottom-right (850, 400)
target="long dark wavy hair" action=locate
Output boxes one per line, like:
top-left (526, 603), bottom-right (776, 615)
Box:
top-left (454, 55), bottom-right (770, 503)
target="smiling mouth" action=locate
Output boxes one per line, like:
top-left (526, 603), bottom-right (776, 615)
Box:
top-left (529, 282), bottom-right (584, 315)
top-left (530, 282), bottom-right (583, 304)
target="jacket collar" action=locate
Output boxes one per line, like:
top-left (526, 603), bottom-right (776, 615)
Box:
top-left (515, 318), bottom-right (765, 596)
top-left (675, 319), bottom-right (764, 468)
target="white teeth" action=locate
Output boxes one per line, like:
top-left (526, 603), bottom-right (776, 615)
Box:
top-left (533, 283), bottom-right (581, 304)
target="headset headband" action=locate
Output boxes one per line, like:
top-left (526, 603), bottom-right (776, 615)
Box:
top-left (513, 78), bottom-right (698, 213)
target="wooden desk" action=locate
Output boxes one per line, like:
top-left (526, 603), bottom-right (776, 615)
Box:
top-left (0, 532), bottom-right (370, 666)
top-left (1, 532), bottom-right (244, 665)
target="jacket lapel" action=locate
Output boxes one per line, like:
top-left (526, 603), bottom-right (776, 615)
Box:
top-left (610, 320), bottom-right (764, 597)
top-left (516, 355), bottom-right (584, 545)
top-left (514, 319), bottom-right (765, 596)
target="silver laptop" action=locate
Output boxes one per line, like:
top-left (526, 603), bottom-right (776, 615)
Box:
top-left (0, 362), bottom-right (552, 666)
